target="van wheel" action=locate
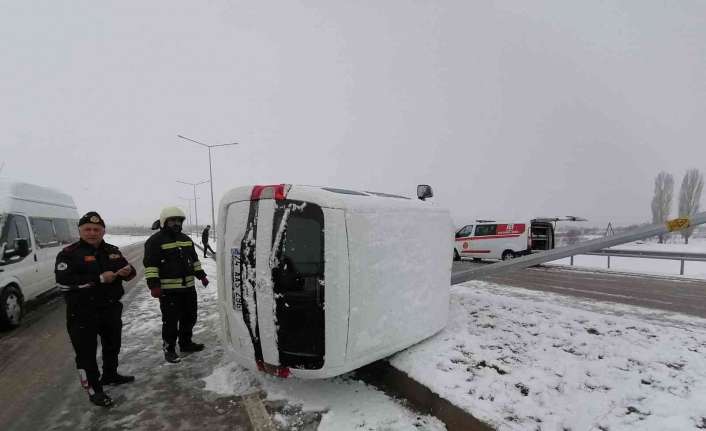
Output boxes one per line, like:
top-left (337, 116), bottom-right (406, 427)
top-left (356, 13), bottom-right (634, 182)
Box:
top-left (453, 250), bottom-right (461, 261)
top-left (0, 285), bottom-right (23, 329)
top-left (502, 250), bottom-right (516, 261)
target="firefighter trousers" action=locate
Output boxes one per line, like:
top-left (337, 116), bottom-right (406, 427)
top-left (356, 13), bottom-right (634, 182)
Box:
top-left (159, 289), bottom-right (198, 350)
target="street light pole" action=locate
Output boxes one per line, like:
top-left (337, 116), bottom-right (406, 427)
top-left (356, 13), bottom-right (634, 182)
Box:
top-left (177, 197), bottom-right (193, 226)
top-left (177, 134), bottom-right (239, 239)
top-left (177, 179), bottom-right (209, 233)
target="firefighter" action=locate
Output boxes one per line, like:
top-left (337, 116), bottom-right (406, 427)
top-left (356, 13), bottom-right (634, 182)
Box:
top-left (143, 207), bottom-right (209, 363)
top-left (55, 211), bottom-right (136, 407)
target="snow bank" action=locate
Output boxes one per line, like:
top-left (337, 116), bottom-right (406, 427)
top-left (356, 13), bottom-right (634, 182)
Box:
top-left (391, 281), bottom-right (706, 430)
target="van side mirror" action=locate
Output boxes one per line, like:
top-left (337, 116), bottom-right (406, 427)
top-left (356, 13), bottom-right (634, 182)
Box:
top-left (14, 239), bottom-right (30, 257)
top-left (151, 219), bottom-right (161, 230)
top-left (417, 184), bottom-right (433, 201)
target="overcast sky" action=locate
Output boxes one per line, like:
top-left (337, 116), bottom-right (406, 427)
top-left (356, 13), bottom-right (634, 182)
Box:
top-left (2, 1), bottom-right (705, 227)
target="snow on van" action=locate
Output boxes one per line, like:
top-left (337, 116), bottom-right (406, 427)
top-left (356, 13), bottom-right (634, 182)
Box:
top-left (0, 180), bottom-right (79, 327)
top-left (453, 219), bottom-right (555, 261)
top-left (216, 184), bottom-right (454, 378)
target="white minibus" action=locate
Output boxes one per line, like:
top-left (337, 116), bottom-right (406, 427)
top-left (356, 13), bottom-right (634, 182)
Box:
top-left (0, 180), bottom-right (79, 327)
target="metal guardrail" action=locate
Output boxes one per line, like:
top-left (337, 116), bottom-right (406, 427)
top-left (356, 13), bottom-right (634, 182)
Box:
top-left (568, 248), bottom-right (706, 275)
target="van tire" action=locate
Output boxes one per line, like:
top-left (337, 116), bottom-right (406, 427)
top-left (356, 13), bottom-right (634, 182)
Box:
top-left (502, 250), bottom-right (516, 261)
top-left (0, 285), bottom-right (23, 329)
top-left (453, 249), bottom-right (461, 261)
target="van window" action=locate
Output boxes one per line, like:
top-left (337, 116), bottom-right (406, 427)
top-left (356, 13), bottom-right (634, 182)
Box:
top-left (322, 187), bottom-right (368, 196)
top-left (456, 225), bottom-right (474, 238)
top-left (53, 219), bottom-right (78, 244)
top-left (0, 214), bottom-right (32, 261)
top-left (2, 214), bottom-right (32, 248)
top-left (272, 200), bottom-right (325, 369)
top-left (30, 218), bottom-right (59, 248)
top-left (474, 224), bottom-right (498, 236)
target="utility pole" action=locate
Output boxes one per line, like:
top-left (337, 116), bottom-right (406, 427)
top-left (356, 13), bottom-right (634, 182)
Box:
top-left (177, 134), bottom-right (239, 239)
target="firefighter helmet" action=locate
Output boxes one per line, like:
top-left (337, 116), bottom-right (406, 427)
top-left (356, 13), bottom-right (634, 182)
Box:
top-left (159, 206), bottom-right (186, 227)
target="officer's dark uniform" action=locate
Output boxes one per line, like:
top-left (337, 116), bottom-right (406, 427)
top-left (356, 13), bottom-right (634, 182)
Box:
top-left (55, 212), bottom-right (136, 406)
top-left (143, 224), bottom-right (207, 360)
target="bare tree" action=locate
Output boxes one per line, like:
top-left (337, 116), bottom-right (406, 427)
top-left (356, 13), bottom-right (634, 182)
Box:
top-left (678, 169), bottom-right (704, 244)
top-left (651, 171), bottom-right (674, 243)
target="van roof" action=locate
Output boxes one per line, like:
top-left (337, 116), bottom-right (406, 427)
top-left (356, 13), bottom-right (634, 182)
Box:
top-left (0, 179), bottom-right (78, 218)
top-left (220, 184), bottom-right (446, 213)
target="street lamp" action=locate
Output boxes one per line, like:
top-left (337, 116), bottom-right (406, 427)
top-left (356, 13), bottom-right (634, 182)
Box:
top-left (177, 134), bottom-right (239, 239)
top-left (178, 196), bottom-right (199, 234)
top-left (176, 179), bottom-right (209, 233)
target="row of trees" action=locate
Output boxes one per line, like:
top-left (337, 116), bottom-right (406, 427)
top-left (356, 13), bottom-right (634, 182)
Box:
top-left (651, 169), bottom-right (704, 244)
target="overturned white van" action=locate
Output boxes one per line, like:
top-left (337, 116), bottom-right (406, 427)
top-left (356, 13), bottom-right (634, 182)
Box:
top-left (216, 184), bottom-right (454, 378)
top-left (0, 180), bottom-right (80, 327)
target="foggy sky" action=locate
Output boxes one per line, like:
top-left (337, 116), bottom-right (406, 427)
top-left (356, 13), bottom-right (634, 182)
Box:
top-left (2, 1), bottom-right (705, 228)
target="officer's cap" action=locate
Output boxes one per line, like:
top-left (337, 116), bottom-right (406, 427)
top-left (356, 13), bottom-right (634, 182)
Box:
top-left (78, 211), bottom-right (105, 227)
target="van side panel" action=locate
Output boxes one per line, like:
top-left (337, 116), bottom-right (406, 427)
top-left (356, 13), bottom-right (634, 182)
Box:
top-left (345, 208), bottom-right (452, 364)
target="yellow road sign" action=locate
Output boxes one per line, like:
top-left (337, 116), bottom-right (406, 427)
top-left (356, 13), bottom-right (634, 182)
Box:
top-left (666, 217), bottom-right (690, 232)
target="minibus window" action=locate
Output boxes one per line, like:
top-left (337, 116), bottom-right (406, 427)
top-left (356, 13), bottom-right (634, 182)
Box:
top-left (52, 219), bottom-right (77, 244)
top-left (474, 224), bottom-right (498, 236)
top-left (30, 218), bottom-right (59, 248)
top-left (68, 220), bottom-right (79, 241)
top-left (1, 215), bottom-right (32, 261)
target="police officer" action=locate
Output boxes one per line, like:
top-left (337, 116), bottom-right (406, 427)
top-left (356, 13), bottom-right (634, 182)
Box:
top-left (55, 211), bottom-right (136, 407)
top-left (143, 207), bottom-right (209, 363)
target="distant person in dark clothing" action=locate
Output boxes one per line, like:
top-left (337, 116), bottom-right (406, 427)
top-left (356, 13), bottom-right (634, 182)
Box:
top-left (201, 225), bottom-right (215, 258)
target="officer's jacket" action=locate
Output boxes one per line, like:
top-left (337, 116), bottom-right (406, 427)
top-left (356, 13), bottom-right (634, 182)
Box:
top-left (55, 239), bottom-right (136, 303)
top-left (143, 229), bottom-right (206, 290)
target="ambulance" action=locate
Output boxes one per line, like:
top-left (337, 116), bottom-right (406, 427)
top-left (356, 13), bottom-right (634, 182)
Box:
top-left (453, 219), bottom-right (556, 261)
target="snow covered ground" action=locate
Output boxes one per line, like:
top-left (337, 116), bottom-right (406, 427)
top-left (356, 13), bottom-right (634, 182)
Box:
top-left (549, 238), bottom-right (706, 279)
top-left (391, 281), bottom-right (706, 431)
top-left (103, 234), bottom-right (150, 248)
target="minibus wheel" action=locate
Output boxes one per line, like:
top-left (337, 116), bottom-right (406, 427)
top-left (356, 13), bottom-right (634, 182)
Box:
top-left (453, 249), bottom-right (460, 261)
top-left (0, 285), bottom-right (23, 329)
top-left (502, 250), bottom-right (516, 261)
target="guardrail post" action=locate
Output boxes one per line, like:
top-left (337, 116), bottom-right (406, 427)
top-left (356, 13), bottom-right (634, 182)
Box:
top-left (680, 259), bottom-right (685, 275)
top-left (570, 255), bottom-right (574, 266)
top-left (607, 255), bottom-right (611, 269)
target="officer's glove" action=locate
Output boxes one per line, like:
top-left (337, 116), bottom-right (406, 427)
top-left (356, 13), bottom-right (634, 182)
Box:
top-left (200, 277), bottom-right (209, 288)
top-left (150, 287), bottom-right (162, 298)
